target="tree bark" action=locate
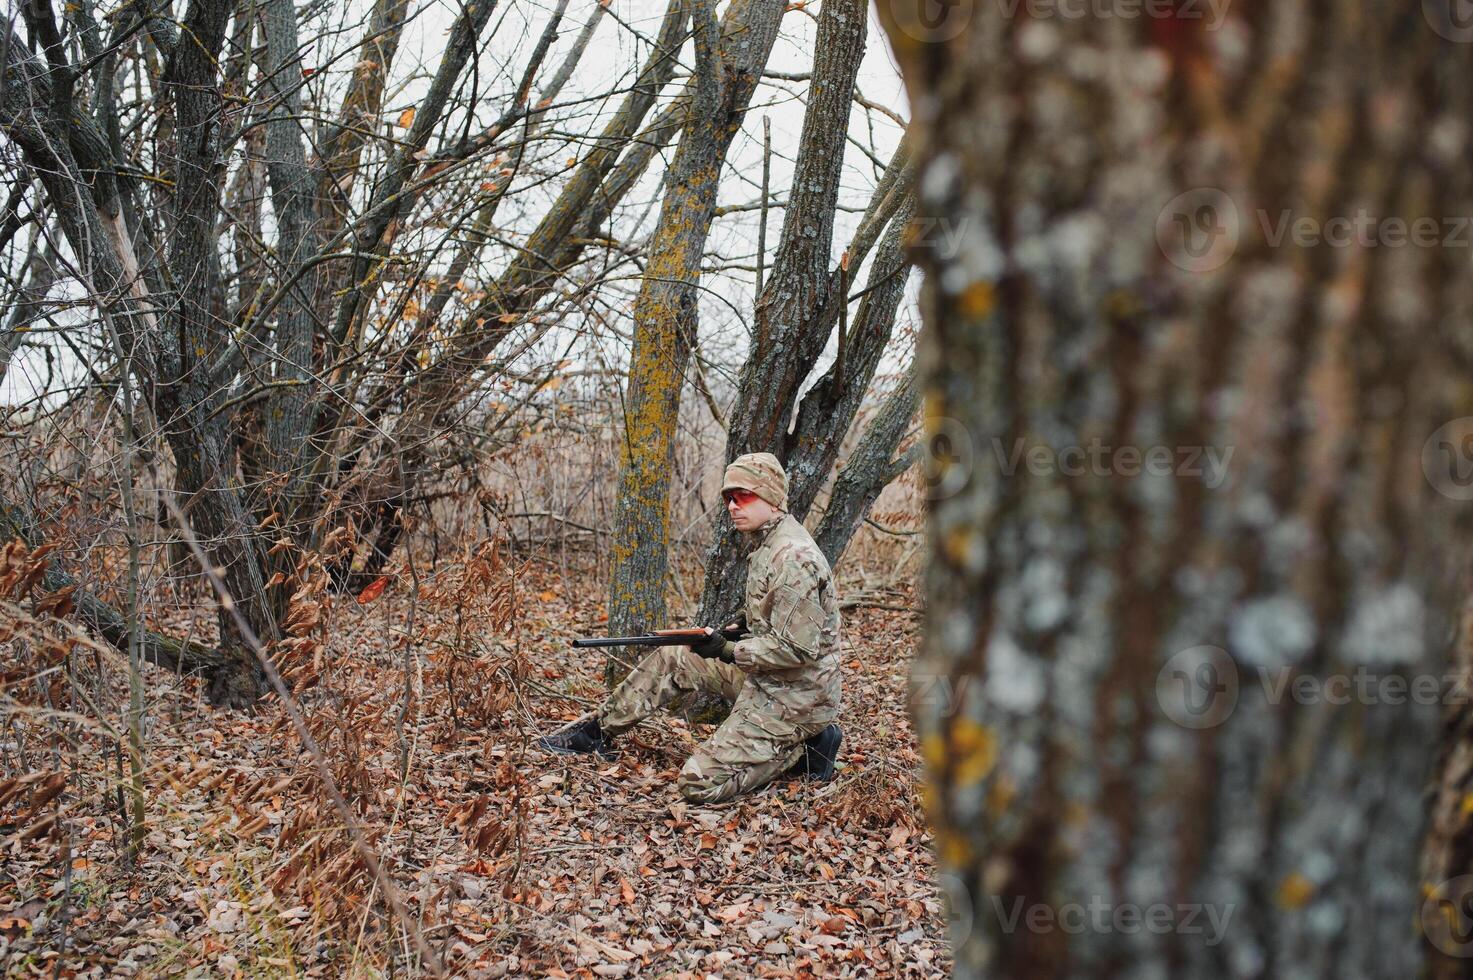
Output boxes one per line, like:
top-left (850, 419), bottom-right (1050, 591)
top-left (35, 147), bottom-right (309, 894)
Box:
top-left (1425, 592), bottom-right (1473, 979)
top-left (878, 3), bottom-right (1473, 977)
top-left (604, 0), bottom-right (783, 684)
top-left (156, 0), bottom-right (277, 707)
top-left (812, 369), bottom-right (919, 566)
top-left (785, 205), bottom-right (915, 518)
top-left (258, 0), bottom-right (327, 550)
top-left (721, 0), bottom-right (869, 460)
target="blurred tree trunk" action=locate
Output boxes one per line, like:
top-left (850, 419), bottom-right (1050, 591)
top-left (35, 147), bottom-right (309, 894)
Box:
top-left (1425, 593), bottom-right (1473, 980)
top-left (878, 2), bottom-right (1473, 977)
top-left (604, 0), bottom-right (783, 683)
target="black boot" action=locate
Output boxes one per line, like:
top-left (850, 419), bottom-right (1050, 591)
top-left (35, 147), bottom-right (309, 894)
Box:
top-left (789, 723), bottom-right (843, 781)
top-left (536, 717), bottom-right (616, 759)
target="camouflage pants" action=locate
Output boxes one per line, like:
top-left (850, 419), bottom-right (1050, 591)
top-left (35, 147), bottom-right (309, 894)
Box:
top-left (596, 647), bottom-right (822, 804)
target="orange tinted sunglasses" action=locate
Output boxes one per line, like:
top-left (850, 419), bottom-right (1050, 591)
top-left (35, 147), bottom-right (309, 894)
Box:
top-left (722, 488), bottom-right (760, 506)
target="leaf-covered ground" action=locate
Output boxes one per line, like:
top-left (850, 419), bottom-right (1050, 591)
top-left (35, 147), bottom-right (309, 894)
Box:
top-left (1, 554), bottom-right (947, 977)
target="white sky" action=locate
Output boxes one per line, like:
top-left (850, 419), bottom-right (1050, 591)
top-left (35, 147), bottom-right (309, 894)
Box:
top-left (2, 0), bottom-right (916, 410)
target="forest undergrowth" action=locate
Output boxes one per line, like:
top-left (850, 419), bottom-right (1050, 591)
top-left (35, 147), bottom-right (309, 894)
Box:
top-left (1, 541), bottom-right (947, 977)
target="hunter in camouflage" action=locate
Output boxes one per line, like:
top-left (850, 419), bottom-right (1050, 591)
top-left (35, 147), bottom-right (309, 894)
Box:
top-left (537, 452), bottom-right (844, 803)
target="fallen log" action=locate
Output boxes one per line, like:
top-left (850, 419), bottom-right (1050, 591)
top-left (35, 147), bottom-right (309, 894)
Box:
top-left (0, 494), bottom-right (231, 680)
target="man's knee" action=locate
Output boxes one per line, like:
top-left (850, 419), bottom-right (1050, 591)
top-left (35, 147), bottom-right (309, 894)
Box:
top-left (678, 752), bottom-right (738, 804)
top-left (678, 769), bottom-right (736, 804)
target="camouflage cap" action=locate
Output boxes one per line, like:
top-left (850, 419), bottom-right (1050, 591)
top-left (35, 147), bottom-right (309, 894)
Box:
top-left (721, 452), bottom-right (788, 511)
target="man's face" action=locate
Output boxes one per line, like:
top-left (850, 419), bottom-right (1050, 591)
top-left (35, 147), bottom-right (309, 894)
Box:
top-left (724, 488), bottom-right (780, 531)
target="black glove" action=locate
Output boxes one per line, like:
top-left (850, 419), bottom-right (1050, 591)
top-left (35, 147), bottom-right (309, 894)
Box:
top-left (690, 628), bottom-right (736, 663)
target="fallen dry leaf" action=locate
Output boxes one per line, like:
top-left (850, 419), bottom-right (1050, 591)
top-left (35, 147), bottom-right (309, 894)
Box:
top-left (356, 575), bottom-right (391, 605)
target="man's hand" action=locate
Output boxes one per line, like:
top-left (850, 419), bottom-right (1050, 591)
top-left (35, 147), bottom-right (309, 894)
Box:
top-left (690, 628), bottom-right (736, 663)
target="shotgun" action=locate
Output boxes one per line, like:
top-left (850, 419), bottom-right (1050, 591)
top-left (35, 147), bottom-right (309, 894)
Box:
top-left (571, 626), bottom-right (748, 649)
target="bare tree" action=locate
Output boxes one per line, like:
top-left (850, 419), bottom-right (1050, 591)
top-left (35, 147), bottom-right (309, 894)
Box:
top-left (0, 0), bottom-right (699, 704)
top-left (812, 366), bottom-right (919, 565)
top-left (327, 0), bottom-right (691, 589)
top-left (701, 169), bottom-right (917, 622)
top-left (695, 1), bottom-right (917, 623)
top-left (604, 0), bottom-right (921, 684)
top-left (603, 0), bottom-right (783, 681)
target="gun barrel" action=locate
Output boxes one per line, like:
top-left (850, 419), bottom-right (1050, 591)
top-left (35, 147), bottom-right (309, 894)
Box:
top-left (570, 635), bottom-right (674, 649)
top-left (571, 627), bottom-right (745, 649)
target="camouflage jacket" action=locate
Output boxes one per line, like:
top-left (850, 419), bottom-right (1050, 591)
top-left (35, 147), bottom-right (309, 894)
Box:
top-left (732, 513), bottom-right (842, 726)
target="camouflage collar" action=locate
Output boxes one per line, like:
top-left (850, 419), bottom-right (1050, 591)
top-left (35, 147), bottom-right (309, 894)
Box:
top-left (738, 513), bottom-right (787, 555)
top-left (751, 512), bottom-right (786, 544)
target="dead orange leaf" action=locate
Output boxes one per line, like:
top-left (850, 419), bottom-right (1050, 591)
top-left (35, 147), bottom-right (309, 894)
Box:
top-left (356, 575), bottom-right (391, 605)
top-left (821, 915), bottom-right (849, 935)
